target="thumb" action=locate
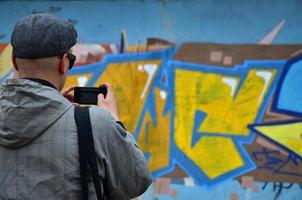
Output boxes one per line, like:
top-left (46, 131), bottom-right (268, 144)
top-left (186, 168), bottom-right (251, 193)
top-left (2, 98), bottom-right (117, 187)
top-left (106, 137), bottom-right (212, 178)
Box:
top-left (97, 93), bottom-right (105, 105)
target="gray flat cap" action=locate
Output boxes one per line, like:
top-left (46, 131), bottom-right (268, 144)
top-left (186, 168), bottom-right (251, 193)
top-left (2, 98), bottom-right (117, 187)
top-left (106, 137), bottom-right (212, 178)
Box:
top-left (11, 14), bottom-right (77, 58)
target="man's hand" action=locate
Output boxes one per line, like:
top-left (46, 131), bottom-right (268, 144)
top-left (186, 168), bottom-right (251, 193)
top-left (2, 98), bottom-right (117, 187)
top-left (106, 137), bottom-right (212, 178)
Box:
top-left (97, 83), bottom-right (120, 121)
top-left (61, 85), bottom-right (76, 103)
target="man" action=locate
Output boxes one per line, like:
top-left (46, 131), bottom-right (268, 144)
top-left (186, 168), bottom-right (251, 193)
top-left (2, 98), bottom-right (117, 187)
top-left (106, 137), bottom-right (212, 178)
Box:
top-left (0, 14), bottom-right (151, 199)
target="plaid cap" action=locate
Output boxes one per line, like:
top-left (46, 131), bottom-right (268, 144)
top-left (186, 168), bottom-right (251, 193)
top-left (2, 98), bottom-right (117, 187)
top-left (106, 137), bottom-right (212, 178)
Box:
top-left (11, 14), bottom-right (77, 58)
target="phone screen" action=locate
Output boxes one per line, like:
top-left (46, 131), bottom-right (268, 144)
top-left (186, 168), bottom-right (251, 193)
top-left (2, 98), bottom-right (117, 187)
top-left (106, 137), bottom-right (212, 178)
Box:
top-left (74, 87), bottom-right (107, 105)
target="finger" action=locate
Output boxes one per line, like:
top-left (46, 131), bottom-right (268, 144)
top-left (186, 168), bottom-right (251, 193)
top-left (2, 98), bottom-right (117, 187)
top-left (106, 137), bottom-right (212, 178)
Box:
top-left (97, 93), bottom-right (105, 101)
top-left (103, 84), bottom-right (114, 98)
top-left (63, 94), bottom-right (75, 103)
top-left (97, 93), bottom-right (105, 107)
top-left (98, 93), bottom-right (105, 98)
top-left (66, 94), bottom-right (75, 101)
top-left (61, 85), bottom-right (76, 95)
top-left (64, 85), bottom-right (76, 93)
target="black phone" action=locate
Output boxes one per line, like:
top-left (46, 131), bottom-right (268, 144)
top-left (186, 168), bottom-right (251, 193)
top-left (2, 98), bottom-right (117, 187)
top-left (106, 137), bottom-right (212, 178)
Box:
top-left (74, 86), bottom-right (107, 105)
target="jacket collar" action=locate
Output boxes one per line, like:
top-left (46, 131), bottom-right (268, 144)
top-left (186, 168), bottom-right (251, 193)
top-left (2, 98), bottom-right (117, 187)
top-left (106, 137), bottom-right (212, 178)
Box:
top-left (23, 78), bottom-right (57, 90)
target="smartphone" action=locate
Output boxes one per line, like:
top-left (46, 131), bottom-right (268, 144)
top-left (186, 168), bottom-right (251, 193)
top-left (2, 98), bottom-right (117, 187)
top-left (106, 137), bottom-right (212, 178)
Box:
top-left (74, 86), bottom-right (107, 105)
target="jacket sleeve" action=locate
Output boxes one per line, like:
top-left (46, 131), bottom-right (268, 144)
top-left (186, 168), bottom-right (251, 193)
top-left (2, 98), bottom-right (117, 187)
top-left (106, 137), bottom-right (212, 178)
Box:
top-left (89, 106), bottom-right (152, 200)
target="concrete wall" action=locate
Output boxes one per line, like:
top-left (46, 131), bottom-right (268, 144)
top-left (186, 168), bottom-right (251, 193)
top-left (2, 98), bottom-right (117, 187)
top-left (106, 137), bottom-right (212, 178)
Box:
top-left (0, 0), bottom-right (302, 44)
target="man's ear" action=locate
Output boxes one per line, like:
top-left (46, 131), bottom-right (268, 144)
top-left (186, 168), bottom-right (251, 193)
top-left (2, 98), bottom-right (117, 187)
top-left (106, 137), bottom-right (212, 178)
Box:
top-left (12, 54), bottom-right (19, 71)
top-left (59, 54), bottom-right (68, 75)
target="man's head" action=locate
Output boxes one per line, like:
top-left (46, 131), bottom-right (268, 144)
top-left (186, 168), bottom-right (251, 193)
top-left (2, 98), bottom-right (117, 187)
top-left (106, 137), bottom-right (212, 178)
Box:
top-left (11, 14), bottom-right (77, 90)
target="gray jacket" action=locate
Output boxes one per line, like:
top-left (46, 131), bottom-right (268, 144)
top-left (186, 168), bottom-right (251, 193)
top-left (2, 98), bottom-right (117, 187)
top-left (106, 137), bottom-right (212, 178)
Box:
top-left (0, 79), bottom-right (151, 200)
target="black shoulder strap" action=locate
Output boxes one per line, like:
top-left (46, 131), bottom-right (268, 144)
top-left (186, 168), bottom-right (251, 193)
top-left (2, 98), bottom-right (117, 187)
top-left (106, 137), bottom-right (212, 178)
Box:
top-left (74, 106), bottom-right (105, 200)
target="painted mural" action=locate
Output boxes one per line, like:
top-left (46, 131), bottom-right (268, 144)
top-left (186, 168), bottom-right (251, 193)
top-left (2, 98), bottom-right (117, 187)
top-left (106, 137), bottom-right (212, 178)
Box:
top-left (63, 43), bottom-right (302, 191)
top-left (1, 44), bottom-right (302, 190)
top-left (173, 43), bottom-right (302, 186)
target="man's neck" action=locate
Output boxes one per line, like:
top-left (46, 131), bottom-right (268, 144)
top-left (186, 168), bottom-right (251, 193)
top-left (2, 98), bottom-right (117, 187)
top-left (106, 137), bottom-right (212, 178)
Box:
top-left (18, 73), bottom-right (59, 90)
top-left (22, 77), bottom-right (57, 90)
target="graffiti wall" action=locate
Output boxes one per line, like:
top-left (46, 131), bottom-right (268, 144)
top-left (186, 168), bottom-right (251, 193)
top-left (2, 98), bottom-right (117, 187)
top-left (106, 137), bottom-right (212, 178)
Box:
top-left (63, 43), bottom-right (302, 199)
top-left (0, 42), bottom-right (302, 199)
top-left (174, 43), bottom-right (302, 186)
top-left (1, 0), bottom-right (302, 199)
top-left (66, 43), bottom-right (302, 187)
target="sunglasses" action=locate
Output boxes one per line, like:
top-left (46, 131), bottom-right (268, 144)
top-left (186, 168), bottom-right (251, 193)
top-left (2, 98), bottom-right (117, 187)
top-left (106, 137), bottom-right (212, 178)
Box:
top-left (67, 52), bottom-right (76, 70)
